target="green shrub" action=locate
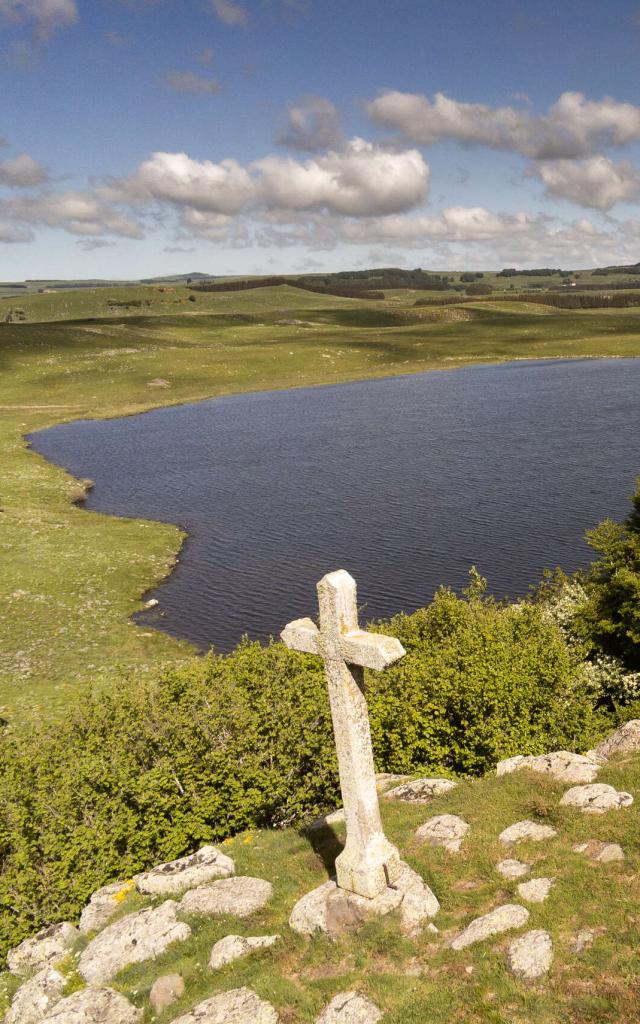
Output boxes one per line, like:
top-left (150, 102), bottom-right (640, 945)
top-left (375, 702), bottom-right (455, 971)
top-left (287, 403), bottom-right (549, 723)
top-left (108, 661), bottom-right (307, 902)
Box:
top-left (0, 584), bottom-right (606, 963)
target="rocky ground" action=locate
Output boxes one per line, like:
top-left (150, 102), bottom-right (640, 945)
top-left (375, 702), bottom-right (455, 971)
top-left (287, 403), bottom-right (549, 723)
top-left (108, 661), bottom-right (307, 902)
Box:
top-left (1, 721), bottom-right (639, 1023)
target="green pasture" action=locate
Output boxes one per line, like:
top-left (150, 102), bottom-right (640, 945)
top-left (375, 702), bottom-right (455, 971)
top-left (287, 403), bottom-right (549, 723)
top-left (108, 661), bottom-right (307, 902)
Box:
top-left (2, 285), bottom-right (640, 723)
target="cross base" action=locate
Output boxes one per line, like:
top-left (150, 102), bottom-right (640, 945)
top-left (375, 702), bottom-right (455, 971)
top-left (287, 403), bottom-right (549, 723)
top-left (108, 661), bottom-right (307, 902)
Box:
top-left (335, 834), bottom-right (402, 900)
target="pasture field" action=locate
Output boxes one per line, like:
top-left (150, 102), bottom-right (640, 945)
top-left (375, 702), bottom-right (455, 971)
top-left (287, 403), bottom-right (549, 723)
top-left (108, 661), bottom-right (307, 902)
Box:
top-left (2, 284), bottom-right (640, 724)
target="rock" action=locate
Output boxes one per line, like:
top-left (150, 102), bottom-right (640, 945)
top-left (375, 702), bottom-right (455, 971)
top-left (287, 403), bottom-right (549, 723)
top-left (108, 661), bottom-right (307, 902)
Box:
top-left (414, 814), bottom-right (470, 853)
top-left (4, 966), bottom-right (65, 1024)
top-left (79, 881), bottom-right (134, 934)
top-left (375, 773), bottom-right (410, 793)
top-left (78, 900), bottom-right (191, 984)
top-left (7, 922), bottom-right (80, 976)
top-left (306, 808), bottom-right (346, 832)
top-left (289, 862), bottom-right (438, 938)
top-left (560, 783), bottom-right (633, 814)
top-left (591, 719), bottom-right (640, 762)
top-left (395, 863), bottom-right (440, 937)
top-left (147, 378), bottom-right (170, 388)
top-left (384, 778), bottom-right (457, 803)
top-left (516, 877), bottom-right (554, 903)
top-left (41, 988), bottom-right (142, 1023)
top-left (180, 876), bottom-right (273, 918)
top-left (315, 991), bottom-right (382, 1024)
top-left (450, 904), bottom-right (529, 950)
top-left (496, 751), bottom-right (600, 785)
top-left (149, 974), bottom-right (185, 1014)
top-left (570, 928), bottom-right (599, 953)
top-left (144, 598), bottom-right (159, 609)
top-left (496, 859), bottom-right (531, 879)
top-left (499, 820), bottom-right (557, 845)
top-left (170, 987), bottom-right (279, 1023)
top-left (209, 934), bottom-right (280, 969)
top-left (507, 929), bottom-right (553, 980)
top-left (134, 845), bottom-right (235, 896)
top-left (572, 840), bottom-right (625, 862)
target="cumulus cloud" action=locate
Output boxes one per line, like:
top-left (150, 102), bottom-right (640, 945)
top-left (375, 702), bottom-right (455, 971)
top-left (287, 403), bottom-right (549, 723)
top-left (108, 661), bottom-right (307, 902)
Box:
top-left (0, 0), bottom-right (78, 40)
top-left (0, 152), bottom-right (48, 187)
top-left (111, 139), bottom-right (429, 219)
top-left (278, 95), bottom-right (344, 152)
top-left (209, 0), bottom-right (247, 26)
top-left (534, 156), bottom-right (640, 209)
top-left (1, 189), bottom-right (143, 237)
top-left (367, 89), bottom-right (640, 160)
top-left (253, 139), bottom-right (429, 216)
top-left (166, 70), bottom-right (220, 95)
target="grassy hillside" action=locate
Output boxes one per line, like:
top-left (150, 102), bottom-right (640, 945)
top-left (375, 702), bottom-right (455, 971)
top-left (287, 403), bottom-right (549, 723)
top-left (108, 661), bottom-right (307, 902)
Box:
top-left (2, 286), bottom-right (640, 723)
top-left (1, 753), bottom-right (637, 1023)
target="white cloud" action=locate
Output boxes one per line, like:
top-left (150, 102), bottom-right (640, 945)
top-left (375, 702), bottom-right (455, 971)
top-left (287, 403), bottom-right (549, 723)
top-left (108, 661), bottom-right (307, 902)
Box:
top-left (367, 89), bottom-right (640, 160)
top-left (0, 152), bottom-right (48, 187)
top-left (0, 0), bottom-right (78, 40)
top-left (534, 156), bottom-right (640, 210)
top-left (278, 95), bottom-right (344, 152)
top-left (252, 139), bottom-right (429, 216)
top-left (166, 70), bottom-right (220, 95)
top-left (209, 0), bottom-right (247, 26)
top-left (2, 189), bottom-right (144, 237)
top-left (118, 151), bottom-right (255, 214)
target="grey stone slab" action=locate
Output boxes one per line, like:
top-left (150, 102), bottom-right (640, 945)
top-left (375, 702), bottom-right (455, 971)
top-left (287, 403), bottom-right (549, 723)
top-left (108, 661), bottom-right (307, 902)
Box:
top-left (451, 904), bottom-right (529, 950)
top-left (40, 988), bottom-right (142, 1023)
top-left (4, 966), bottom-right (65, 1024)
top-left (78, 900), bottom-right (191, 984)
top-left (209, 934), bottom-right (279, 969)
top-left (498, 820), bottom-right (557, 845)
top-left (496, 751), bottom-right (600, 784)
top-left (560, 783), bottom-right (633, 814)
top-left (384, 778), bottom-right (457, 803)
top-left (180, 876), bottom-right (273, 918)
top-left (415, 814), bottom-right (470, 852)
top-left (7, 923), bottom-right (79, 977)
top-left (507, 929), bottom-right (553, 980)
top-left (170, 987), bottom-right (279, 1023)
top-left (315, 991), bottom-right (382, 1024)
top-left (134, 845), bottom-right (234, 896)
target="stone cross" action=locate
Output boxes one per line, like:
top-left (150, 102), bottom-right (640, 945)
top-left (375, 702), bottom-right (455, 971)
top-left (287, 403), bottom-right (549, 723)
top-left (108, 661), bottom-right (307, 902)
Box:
top-left (281, 569), bottom-right (406, 899)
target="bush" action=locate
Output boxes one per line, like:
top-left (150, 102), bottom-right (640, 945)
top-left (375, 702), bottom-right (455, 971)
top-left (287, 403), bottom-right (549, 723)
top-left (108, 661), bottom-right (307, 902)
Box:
top-left (0, 581), bottom-right (607, 962)
top-left (367, 575), bottom-right (601, 775)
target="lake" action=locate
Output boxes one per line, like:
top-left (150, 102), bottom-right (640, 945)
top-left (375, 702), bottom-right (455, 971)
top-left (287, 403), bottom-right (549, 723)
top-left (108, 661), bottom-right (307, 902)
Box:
top-left (30, 358), bottom-right (640, 652)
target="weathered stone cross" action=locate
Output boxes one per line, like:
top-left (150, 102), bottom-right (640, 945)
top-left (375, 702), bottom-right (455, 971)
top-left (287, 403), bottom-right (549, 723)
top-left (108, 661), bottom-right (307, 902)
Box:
top-left (281, 569), bottom-right (406, 900)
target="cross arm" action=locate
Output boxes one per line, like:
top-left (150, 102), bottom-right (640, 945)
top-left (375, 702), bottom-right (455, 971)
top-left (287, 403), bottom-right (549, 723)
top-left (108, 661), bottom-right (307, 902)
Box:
top-left (281, 617), bottom-right (321, 655)
top-left (339, 629), bottom-right (405, 671)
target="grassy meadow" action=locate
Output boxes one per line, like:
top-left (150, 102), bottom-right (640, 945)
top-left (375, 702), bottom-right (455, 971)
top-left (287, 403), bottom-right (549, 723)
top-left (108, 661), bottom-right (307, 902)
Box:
top-left (3, 282), bottom-right (640, 723)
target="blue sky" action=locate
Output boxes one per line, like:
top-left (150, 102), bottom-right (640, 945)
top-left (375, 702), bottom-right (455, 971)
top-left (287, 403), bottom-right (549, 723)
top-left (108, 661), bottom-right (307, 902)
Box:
top-left (2, 0), bottom-right (640, 278)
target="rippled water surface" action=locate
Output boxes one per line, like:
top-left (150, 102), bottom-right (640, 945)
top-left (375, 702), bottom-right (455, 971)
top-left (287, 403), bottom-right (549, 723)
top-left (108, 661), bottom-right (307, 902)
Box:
top-left (31, 359), bottom-right (640, 651)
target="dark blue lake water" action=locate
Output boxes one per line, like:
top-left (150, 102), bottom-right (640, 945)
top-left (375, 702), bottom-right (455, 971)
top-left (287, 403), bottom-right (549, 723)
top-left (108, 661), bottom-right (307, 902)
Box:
top-left (31, 359), bottom-right (640, 652)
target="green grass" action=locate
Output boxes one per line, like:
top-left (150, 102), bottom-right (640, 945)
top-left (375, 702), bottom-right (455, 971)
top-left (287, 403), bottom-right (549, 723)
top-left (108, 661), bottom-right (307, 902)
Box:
top-left (2, 755), bottom-right (636, 1023)
top-left (3, 285), bottom-right (640, 723)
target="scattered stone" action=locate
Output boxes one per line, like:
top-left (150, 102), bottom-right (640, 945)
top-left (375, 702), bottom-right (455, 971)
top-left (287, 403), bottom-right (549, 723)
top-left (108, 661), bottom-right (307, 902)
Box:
top-left (496, 751), bottom-right (600, 785)
top-left (375, 773), bottom-right (410, 792)
top-left (415, 814), bottom-right (470, 853)
top-left (7, 922), bottom-right (80, 976)
top-left (451, 904), bottom-right (529, 950)
top-left (209, 934), bottom-right (280, 969)
top-left (306, 808), bottom-right (346, 832)
top-left (171, 986), bottom-right (279, 1023)
top-left (499, 820), bottom-right (557, 845)
top-left (78, 900), bottom-right (191, 984)
top-left (426, 922), bottom-right (439, 934)
top-left (315, 991), bottom-right (382, 1024)
top-left (147, 378), bottom-right (170, 388)
top-left (560, 783), bottom-right (633, 814)
top-left (496, 859), bottom-right (531, 879)
top-left (507, 929), bottom-right (553, 980)
top-left (144, 598), bottom-right (159, 609)
top-left (4, 966), bottom-right (65, 1024)
top-left (134, 845), bottom-right (235, 896)
top-left (570, 928), bottom-right (601, 953)
top-left (572, 840), bottom-right (625, 862)
top-left (289, 862), bottom-right (438, 938)
top-left (180, 876), bottom-right (273, 918)
top-left (516, 877), bottom-right (554, 903)
top-left (590, 719), bottom-right (640, 762)
top-left (41, 987), bottom-right (142, 1023)
top-left (384, 778), bottom-right (457, 803)
top-left (149, 974), bottom-right (185, 1014)
top-left (79, 881), bottom-right (134, 934)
